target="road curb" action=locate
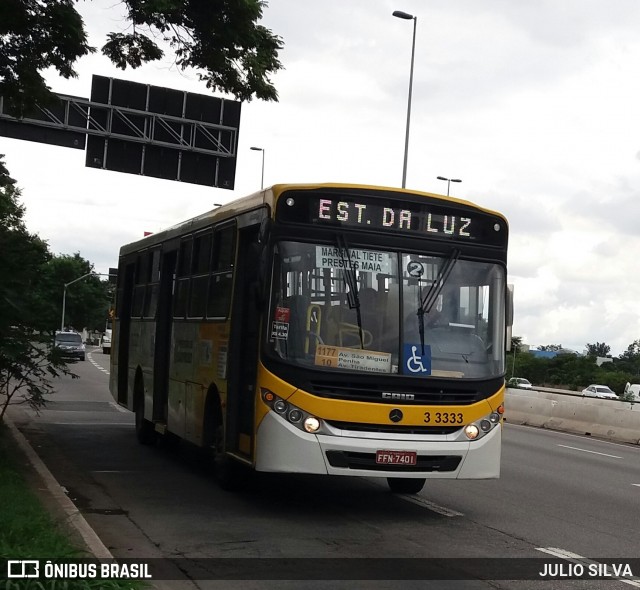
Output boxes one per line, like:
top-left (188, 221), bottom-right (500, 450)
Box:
top-left (5, 412), bottom-right (114, 560)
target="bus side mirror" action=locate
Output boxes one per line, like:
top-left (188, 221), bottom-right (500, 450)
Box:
top-left (505, 284), bottom-right (514, 352)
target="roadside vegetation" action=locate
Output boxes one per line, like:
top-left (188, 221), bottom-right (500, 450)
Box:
top-left (0, 157), bottom-right (114, 420)
top-left (510, 338), bottom-right (640, 397)
top-left (0, 424), bottom-right (144, 590)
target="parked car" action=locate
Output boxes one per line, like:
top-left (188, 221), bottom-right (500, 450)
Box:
top-left (101, 328), bottom-right (112, 355)
top-left (54, 330), bottom-right (86, 361)
top-left (507, 377), bottom-right (533, 389)
top-left (581, 384), bottom-right (618, 399)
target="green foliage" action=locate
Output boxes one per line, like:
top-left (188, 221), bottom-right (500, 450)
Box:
top-left (0, 0), bottom-right (95, 116)
top-left (0, 425), bottom-right (145, 589)
top-left (509, 349), bottom-right (640, 396)
top-left (35, 254), bottom-right (112, 332)
top-left (0, 156), bottom-right (77, 419)
top-left (0, 159), bottom-right (51, 331)
top-left (586, 341), bottom-right (611, 357)
top-left (510, 335), bottom-right (523, 353)
top-left (537, 344), bottom-right (563, 352)
top-left (1, 0), bottom-right (283, 115)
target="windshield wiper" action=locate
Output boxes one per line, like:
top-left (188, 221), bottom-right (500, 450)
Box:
top-left (416, 248), bottom-right (460, 355)
top-left (337, 235), bottom-right (365, 349)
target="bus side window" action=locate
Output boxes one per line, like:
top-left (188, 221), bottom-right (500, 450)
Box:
top-left (174, 237), bottom-right (192, 318)
top-left (207, 225), bottom-right (236, 319)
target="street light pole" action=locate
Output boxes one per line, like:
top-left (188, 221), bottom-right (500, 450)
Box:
top-left (250, 146), bottom-right (265, 189)
top-left (393, 10), bottom-right (417, 189)
top-left (60, 272), bottom-right (112, 332)
top-left (436, 176), bottom-right (462, 196)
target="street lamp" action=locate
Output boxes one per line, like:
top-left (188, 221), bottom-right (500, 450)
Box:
top-left (60, 272), bottom-right (114, 332)
top-left (250, 146), bottom-right (265, 190)
top-left (393, 10), bottom-right (417, 189)
top-left (437, 176), bottom-right (462, 196)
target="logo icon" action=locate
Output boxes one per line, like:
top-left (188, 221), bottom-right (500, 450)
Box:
top-left (389, 409), bottom-right (403, 423)
top-left (403, 344), bottom-right (431, 374)
top-left (8, 560), bottom-right (40, 578)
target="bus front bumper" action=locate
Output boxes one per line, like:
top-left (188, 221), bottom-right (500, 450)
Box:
top-left (254, 411), bottom-right (501, 479)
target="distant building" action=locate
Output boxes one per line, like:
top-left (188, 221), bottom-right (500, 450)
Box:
top-left (528, 348), bottom-right (581, 359)
top-left (595, 357), bottom-right (613, 367)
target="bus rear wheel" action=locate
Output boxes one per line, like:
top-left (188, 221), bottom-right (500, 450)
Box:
top-left (387, 477), bottom-right (426, 494)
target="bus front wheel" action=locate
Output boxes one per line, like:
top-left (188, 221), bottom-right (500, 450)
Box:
top-left (387, 477), bottom-right (426, 494)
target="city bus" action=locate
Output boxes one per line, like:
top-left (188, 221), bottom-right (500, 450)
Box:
top-left (109, 183), bottom-right (510, 494)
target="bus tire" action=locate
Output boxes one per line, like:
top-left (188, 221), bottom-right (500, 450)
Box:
top-left (386, 477), bottom-right (426, 494)
top-left (134, 390), bottom-right (156, 446)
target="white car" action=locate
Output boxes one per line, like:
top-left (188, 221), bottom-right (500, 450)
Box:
top-left (101, 329), bottom-right (112, 355)
top-left (508, 377), bottom-right (533, 389)
top-left (581, 384), bottom-right (618, 400)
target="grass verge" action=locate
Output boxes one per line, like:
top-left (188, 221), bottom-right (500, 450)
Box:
top-left (0, 422), bottom-right (145, 590)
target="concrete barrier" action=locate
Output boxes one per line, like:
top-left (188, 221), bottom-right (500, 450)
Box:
top-left (505, 387), bottom-right (640, 445)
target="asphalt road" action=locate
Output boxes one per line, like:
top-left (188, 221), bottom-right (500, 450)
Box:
top-left (10, 347), bottom-right (640, 590)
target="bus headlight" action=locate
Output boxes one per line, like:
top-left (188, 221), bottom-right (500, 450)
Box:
top-left (288, 409), bottom-right (303, 423)
top-left (463, 405), bottom-right (503, 441)
top-left (465, 424), bottom-right (480, 440)
top-left (261, 389), bottom-right (323, 434)
top-left (273, 399), bottom-right (288, 415)
top-left (303, 417), bottom-right (321, 433)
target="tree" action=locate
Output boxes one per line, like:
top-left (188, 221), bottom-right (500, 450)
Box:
top-left (618, 340), bottom-right (640, 377)
top-left (537, 344), bottom-right (563, 352)
top-left (33, 253), bottom-right (112, 332)
top-left (510, 335), bottom-right (523, 353)
top-left (0, 0), bottom-right (284, 116)
top-left (585, 342), bottom-right (611, 357)
top-left (0, 155), bottom-right (75, 420)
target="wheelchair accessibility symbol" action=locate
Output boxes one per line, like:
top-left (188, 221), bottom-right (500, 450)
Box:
top-left (403, 344), bottom-right (431, 374)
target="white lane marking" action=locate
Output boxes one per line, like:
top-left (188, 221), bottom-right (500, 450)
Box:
top-left (87, 351), bottom-right (110, 375)
top-left (505, 422), bottom-right (640, 451)
top-left (557, 444), bottom-right (622, 459)
top-left (536, 547), bottom-right (640, 587)
top-left (396, 493), bottom-right (464, 517)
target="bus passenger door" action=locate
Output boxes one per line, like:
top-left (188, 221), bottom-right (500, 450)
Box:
top-left (153, 249), bottom-right (176, 422)
top-left (226, 225), bottom-right (261, 461)
top-left (116, 262), bottom-right (135, 405)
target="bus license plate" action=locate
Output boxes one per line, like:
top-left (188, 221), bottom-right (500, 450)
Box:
top-left (376, 450), bottom-right (417, 465)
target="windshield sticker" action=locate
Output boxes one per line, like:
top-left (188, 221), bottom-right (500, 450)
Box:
top-left (406, 260), bottom-right (425, 278)
top-left (270, 307), bottom-right (290, 340)
top-left (270, 321), bottom-right (289, 340)
top-left (274, 306), bottom-right (290, 322)
top-left (315, 246), bottom-right (391, 274)
top-left (403, 344), bottom-right (432, 374)
top-left (315, 345), bottom-right (392, 373)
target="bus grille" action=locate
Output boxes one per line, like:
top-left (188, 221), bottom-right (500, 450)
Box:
top-left (326, 451), bottom-right (462, 472)
top-left (325, 420), bottom-right (460, 435)
top-left (307, 380), bottom-right (480, 405)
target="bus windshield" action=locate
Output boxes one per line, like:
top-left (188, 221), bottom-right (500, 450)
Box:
top-left (267, 240), bottom-right (505, 379)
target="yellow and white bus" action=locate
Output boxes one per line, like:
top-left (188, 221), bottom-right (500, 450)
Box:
top-left (110, 183), bottom-right (510, 494)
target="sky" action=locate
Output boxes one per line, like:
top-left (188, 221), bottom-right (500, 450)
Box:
top-left (2, 0), bottom-right (640, 356)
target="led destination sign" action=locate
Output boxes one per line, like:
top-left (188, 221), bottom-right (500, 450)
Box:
top-left (277, 191), bottom-right (507, 246)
